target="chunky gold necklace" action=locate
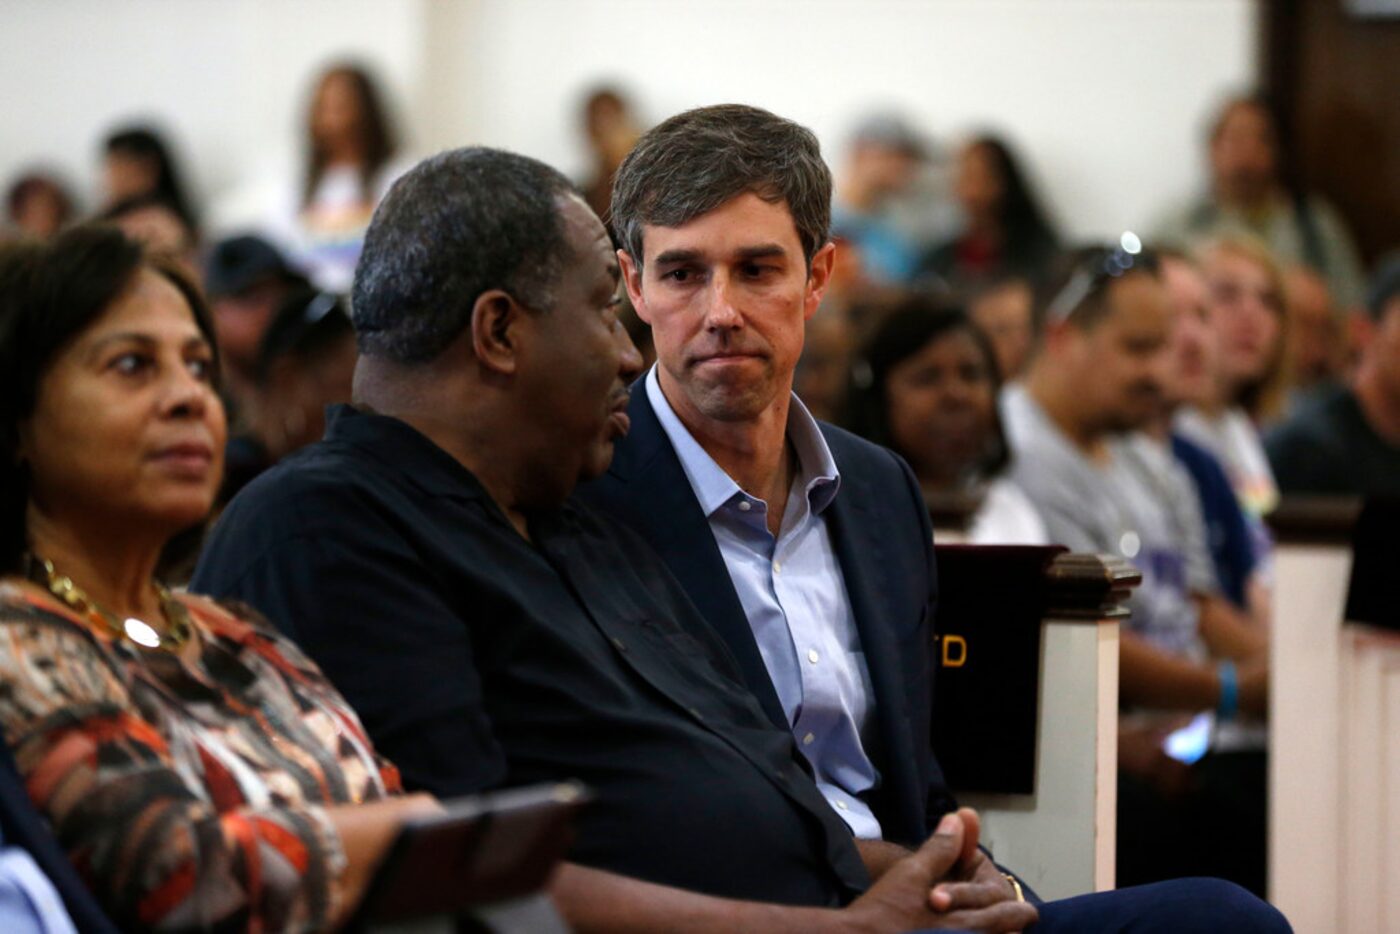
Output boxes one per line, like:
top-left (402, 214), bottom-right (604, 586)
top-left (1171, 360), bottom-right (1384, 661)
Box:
top-left (24, 554), bottom-right (193, 651)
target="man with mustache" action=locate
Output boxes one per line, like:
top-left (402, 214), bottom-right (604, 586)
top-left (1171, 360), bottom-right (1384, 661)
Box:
top-left (1004, 245), bottom-right (1272, 894)
top-left (580, 105), bottom-right (1286, 929)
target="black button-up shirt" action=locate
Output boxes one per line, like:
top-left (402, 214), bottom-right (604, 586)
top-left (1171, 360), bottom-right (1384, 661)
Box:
top-left (192, 405), bottom-right (870, 906)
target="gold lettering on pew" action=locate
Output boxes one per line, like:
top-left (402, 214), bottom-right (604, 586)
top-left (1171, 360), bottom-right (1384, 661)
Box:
top-left (941, 634), bottom-right (968, 668)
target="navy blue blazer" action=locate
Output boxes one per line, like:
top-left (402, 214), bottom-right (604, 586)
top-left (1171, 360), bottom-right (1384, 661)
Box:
top-left (577, 384), bottom-right (954, 846)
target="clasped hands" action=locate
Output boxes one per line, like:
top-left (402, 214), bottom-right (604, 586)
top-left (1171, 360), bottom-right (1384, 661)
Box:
top-left (848, 807), bottom-right (1038, 933)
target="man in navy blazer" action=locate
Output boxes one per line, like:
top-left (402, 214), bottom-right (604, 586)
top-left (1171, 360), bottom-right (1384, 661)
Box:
top-left (581, 364), bottom-right (949, 848)
top-left (579, 103), bottom-right (951, 873)
top-left (576, 104), bottom-right (1292, 932)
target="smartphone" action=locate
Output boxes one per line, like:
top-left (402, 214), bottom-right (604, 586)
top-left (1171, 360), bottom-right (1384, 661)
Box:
top-left (1162, 712), bottom-right (1213, 765)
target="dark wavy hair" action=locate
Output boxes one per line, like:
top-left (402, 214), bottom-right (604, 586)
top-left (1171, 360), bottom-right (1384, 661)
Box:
top-left (966, 134), bottom-right (1059, 253)
top-left (847, 295), bottom-right (1009, 480)
top-left (0, 225), bottom-right (219, 573)
top-left (104, 125), bottom-right (199, 233)
top-left (304, 62), bottom-right (397, 206)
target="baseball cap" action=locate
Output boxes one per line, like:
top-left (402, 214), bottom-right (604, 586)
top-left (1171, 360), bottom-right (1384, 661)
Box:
top-left (204, 235), bottom-right (301, 298)
top-left (849, 113), bottom-right (930, 160)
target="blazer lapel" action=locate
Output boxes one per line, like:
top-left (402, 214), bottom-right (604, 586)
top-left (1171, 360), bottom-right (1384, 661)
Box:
top-left (822, 444), bottom-right (924, 844)
top-left (608, 388), bottom-right (791, 729)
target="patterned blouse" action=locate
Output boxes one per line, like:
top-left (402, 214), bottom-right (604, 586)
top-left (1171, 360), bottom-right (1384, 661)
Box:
top-left (0, 581), bottom-right (402, 931)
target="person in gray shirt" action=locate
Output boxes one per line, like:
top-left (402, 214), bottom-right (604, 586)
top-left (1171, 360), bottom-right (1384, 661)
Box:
top-left (1003, 242), bottom-right (1271, 894)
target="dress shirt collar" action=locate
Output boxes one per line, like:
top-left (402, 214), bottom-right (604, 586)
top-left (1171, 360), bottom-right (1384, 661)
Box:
top-left (644, 366), bottom-right (841, 519)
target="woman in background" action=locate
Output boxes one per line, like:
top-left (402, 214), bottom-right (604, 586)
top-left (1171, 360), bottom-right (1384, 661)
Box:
top-left (0, 227), bottom-right (433, 929)
top-left (850, 297), bottom-right (1046, 544)
top-left (102, 125), bottom-right (199, 235)
top-left (269, 62), bottom-right (408, 294)
top-left (920, 134), bottom-right (1060, 292)
top-left (5, 171), bottom-right (75, 241)
top-left (1174, 235), bottom-right (1288, 523)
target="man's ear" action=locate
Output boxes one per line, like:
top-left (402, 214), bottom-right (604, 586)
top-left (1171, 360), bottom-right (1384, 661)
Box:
top-left (803, 241), bottom-right (837, 321)
top-left (470, 289), bottom-right (526, 376)
top-left (619, 249), bottom-right (650, 324)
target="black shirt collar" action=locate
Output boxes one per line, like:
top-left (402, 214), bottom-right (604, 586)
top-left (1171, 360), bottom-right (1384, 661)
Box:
top-left (323, 403), bottom-right (491, 503)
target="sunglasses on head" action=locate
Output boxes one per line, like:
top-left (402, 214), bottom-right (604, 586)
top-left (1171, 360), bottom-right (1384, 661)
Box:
top-left (1044, 232), bottom-right (1160, 326)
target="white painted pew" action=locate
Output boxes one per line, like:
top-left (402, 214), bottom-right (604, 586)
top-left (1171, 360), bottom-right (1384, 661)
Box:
top-left (1268, 498), bottom-right (1399, 933)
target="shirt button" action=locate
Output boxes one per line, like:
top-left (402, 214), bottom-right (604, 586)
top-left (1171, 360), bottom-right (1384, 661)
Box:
top-left (737, 500), bottom-right (752, 512)
top-left (836, 800), bottom-right (849, 811)
top-left (611, 637), bottom-right (627, 653)
top-left (807, 648), bottom-right (820, 664)
top-left (802, 732), bottom-right (815, 746)
top-left (773, 561), bottom-right (782, 574)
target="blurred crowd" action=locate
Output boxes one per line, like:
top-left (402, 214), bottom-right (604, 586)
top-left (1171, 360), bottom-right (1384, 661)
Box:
top-left (8, 69), bottom-right (1397, 524)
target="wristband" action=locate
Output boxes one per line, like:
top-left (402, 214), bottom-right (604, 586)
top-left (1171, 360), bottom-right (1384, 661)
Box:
top-left (1216, 660), bottom-right (1238, 722)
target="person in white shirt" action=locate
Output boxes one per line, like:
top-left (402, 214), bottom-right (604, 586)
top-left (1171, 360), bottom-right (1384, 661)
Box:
top-left (1173, 235), bottom-right (1288, 580)
top-left (265, 63), bottom-right (411, 294)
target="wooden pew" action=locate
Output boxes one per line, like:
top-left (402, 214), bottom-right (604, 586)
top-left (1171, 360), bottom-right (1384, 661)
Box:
top-left (933, 545), bottom-right (1139, 900)
top-left (1268, 497), bottom-right (1400, 933)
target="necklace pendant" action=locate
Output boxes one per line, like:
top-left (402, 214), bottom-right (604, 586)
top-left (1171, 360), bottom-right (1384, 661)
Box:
top-left (27, 553), bottom-right (190, 651)
top-left (123, 617), bottom-right (164, 649)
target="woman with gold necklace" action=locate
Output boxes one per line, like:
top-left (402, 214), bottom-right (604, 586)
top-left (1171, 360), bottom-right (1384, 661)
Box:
top-left (0, 227), bottom-right (434, 931)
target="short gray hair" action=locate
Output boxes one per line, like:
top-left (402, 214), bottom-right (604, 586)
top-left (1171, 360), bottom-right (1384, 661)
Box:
top-left (351, 147), bottom-right (576, 363)
top-left (609, 104), bottom-right (831, 268)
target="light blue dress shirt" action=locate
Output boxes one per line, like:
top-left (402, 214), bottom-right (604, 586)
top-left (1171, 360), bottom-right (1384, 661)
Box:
top-left (0, 839), bottom-right (77, 934)
top-left (646, 367), bottom-right (882, 838)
